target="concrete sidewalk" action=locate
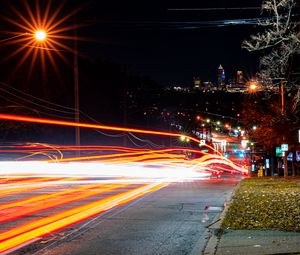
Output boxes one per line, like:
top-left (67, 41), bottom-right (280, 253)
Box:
top-left (215, 229), bottom-right (300, 255)
top-left (204, 209), bottom-right (300, 255)
top-left (204, 178), bottom-right (300, 255)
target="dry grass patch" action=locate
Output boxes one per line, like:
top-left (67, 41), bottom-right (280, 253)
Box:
top-left (222, 177), bottom-right (300, 232)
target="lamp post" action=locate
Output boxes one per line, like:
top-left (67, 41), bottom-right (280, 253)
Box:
top-left (32, 29), bottom-right (80, 155)
top-left (1, 3), bottom-right (81, 156)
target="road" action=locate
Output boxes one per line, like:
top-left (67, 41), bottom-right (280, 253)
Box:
top-left (1, 176), bottom-right (240, 255)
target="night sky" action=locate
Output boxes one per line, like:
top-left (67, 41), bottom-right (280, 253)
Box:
top-left (80, 0), bottom-right (263, 84)
top-left (0, 0), bottom-right (265, 126)
top-left (0, 0), bottom-right (264, 85)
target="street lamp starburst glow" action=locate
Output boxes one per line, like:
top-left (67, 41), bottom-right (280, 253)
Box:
top-left (248, 81), bottom-right (260, 93)
top-left (34, 29), bottom-right (47, 41)
top-left (2, 1), bottom-right (80, 75)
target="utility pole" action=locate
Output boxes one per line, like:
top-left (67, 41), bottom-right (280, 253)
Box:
top-left (74, 28), bottom-right (80, 157)
top-left (280, 79), bottom-right (288, 177)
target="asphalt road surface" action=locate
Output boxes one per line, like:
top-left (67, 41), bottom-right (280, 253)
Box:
top-left (11, 177), bottom-right (241, 255)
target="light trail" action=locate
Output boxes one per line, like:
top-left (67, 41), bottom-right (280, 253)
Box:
top-left (41, 147), bottom-right (219, 163)
top-left (0, 152), bottom-right (245, 253)
top-left (0, 177), bottom-right (61, 187)
top-left (0, 183), bottom-right (130, 224)
top-left (0, 177), bottom-right (82, 197)
top-left (0, 114), bottom-right (248, 254)
top-left (0, 182), bottom-right (167, 254)
top-left (0, 176), bottom-right (53, 185)
top-left (0, 114), bottom-right (200, 144)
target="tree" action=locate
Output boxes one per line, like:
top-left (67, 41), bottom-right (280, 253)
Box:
top-left (242, 94), bottom-right (298, 149)
top-left (242, 0), bottom-right (300, 177)
top-left (242, 0), bottom-right (300, 108)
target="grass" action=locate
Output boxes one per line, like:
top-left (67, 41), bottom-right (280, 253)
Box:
top-left (222, 177), bottom-right (300, 232)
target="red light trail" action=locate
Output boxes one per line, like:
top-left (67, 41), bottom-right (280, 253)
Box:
top-left (0, 114), bottom-right (247, 254)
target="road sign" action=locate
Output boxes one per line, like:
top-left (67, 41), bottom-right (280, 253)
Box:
top-left (266, 159), bottom-right (270, 168)
top-left (281, 144), bottom-right (288, 152)
top-left (241, 140), bottom-right (248, 148)
top-left (276, 147), bottom-right (282, 157)
top-left (200, 140), bottom-right (206, 146)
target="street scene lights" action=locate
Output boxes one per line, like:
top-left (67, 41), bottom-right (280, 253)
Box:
top-left (248, 81), bottom-right (258, 92)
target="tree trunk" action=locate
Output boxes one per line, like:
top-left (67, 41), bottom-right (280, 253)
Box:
top-left (283, 153), bottom-right (288, 177)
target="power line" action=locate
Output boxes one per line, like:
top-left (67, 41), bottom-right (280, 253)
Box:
top-left (168, 7), bottom-right (261, 11)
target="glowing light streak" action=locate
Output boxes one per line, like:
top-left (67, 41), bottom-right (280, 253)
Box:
top-left (0, 161), bottom-right (210, 180)
top-left (0, 182), bottom-right (167, 254)
top-left (0, 145), bottom-right (147, 158)
top-left (0, 183), bottom-right (130, 224)
top-left (0, 148), bottom-right (246, 253)
top-left (0, 147), bottom-right (245, 179)
top-left (0, 176), bottom-right (47, 184)
top-left (0, 114), bottom-right (200, 144)
top-left (70, 150), bottom-right (186, 164)
top-left (0, 182), bottom-right (100, 211)
top-left (0, 177), bottom-right (57, 187)
top-left (0, 177), bottom-right (81, 197)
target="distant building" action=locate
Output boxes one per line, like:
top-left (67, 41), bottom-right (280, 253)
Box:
top-left (226, 84), bottom-right (247, 93)
top-left (202, 81), bottom-right (214, 90)
top-left (193, 77), bottom-right (201, 89)
top-left (236, 70), bottom-right (244, 84)
top-left (217, 64), bottom-right (225, 87)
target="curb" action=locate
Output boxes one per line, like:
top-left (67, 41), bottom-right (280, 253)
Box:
top-left (202, 181), bottom-right (242, 255)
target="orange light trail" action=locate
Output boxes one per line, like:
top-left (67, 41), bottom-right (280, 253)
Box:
top-left (54, 148), bottom-right (188, 162)
top-left (0, 177), bottom-right (81, 197)
top-left (0, 182), bottom-right (167, 254)
top-left (0, 177), bottom-right (59, 187)
top-left (0, 114), bottom-right (200, 144)
top-left (0, 183), bottom-right (130, 224)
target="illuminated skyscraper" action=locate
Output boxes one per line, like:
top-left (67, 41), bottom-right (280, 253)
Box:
top-left (217, 64), bottom-right (225, 87)
top-left (193, 76), bottom-right (201, 89)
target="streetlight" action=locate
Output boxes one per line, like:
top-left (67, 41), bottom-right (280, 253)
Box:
top-left (249, 84), bottom-right (257, 90)
top-left (248, 81), bottom-right (258, 92)
top-left (34, 30), bottom-right (47, 42)
top-left (33, 27), bottom-right (80, 156)
top-left (3, 2), bottom-right (81, 155)
top-left (32, 29), bottom-right (80, 154)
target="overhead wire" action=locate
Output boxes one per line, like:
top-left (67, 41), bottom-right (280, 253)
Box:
top-left (0, 80), bottom-right (163, 148)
